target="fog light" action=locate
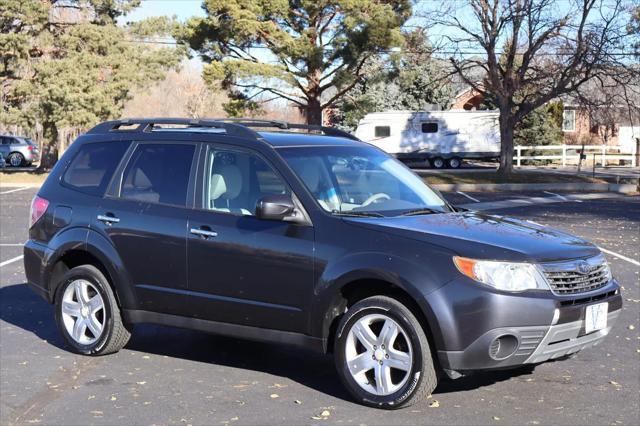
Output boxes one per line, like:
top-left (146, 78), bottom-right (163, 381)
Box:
top-left (489, 335), bottom-right (519, 360)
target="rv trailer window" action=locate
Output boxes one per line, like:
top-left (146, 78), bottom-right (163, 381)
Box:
top-left (421, 122), bottom-right (438, 133)
top-left (374, 126), bottom-right (391, 137)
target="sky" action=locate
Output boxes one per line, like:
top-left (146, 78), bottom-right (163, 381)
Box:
top-left (123, 0), bottom-right (204, 23)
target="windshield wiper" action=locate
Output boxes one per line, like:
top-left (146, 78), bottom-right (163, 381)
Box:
top-left (332, 211), bottom-right (385, 218)
top-left (398, 208), bottom-right (446, 216)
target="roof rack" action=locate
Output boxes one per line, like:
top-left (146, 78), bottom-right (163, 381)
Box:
top-left (86, 118), bottom-right (359, 141)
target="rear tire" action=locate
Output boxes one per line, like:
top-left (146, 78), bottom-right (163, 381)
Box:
top-left (447, 157), bottom-right (462, 169)
top-left (54, 265), bottom-right (130, 355)
top-left (334, 296), bottom-right (438, 409)
top-left (8, 152), bottom-right (24, 167)
top-left (431, 157), bottom-right (445, 169)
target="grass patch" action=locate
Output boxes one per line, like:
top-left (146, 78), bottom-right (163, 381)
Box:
top-left (421, 170), bottom-right (612, 185)
top-left (0, 170), bottom-right (49, 186)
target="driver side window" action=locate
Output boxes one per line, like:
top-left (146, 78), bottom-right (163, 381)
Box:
top-left (204, 147), bottom-right (290, 215)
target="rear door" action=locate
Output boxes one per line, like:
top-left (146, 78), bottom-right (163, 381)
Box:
top-left (95, 141), bottom-right (198, 316)
top-left (186, 144), bottom-right (315, 333)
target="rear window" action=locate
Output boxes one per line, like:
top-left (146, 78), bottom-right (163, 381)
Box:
top-left (63, 141), bottom-right (131, 196)
top-left (120, 143), bottom-right (195, 207)
top-left (375, 126), bottom-right (391, 137)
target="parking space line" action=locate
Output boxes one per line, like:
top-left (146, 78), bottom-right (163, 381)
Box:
top-left (0, 243), bottom-right (24, 246)
top-left (0, 187), bottom-right (30, 195)
top-left (0, 255), bottom-right (23, 267)
top-left (456, 191), bottom-right (480, 202)
top-left (543, 191), bottom-right (569, 201)
top-left (598, 247), bottom-right (640, 267)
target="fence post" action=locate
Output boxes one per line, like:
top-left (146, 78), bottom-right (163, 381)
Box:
top-left (516, 147), bottom-right (521, 167)
top-left (562, 145), bottom-right (566, 167)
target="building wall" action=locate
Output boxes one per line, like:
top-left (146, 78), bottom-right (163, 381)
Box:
top-left (562, 108), bottom-right (619, 147)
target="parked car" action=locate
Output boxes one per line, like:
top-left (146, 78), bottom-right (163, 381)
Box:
top-left (0, 135), bottom-right (40, 167)
top-left (24, 118), bottom-right (621, 409)
top-left (0, 151), bottom-right (5, 169)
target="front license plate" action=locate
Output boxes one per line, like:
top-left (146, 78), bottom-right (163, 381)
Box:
top-left (585, 302), bottom-right (608, 334)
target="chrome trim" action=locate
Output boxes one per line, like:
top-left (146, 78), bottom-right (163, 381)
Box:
top-left (541, 254), bottom-right (611, 295)
top-left (190, 228), bottom-right (218, 238)
top-left (97, 214), bottom-right (120, 224)
top-left (524, 309), bottom-right (620, 364)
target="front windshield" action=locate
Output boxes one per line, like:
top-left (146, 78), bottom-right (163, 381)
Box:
top-left (280, 145), bottom-right (450, 216)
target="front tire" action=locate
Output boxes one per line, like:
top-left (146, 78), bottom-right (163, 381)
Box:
top-left (334, 296), bottom-right (438, 409)
top-left (54, 265), bottom-right (130, 355)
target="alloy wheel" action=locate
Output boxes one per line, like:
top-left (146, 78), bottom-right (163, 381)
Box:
top-left (61, 280), bottom-right (105, 345)
top-left (344, 314), bottom-right (413, 396)
top-left (9, 153), bottom-right (22, 167)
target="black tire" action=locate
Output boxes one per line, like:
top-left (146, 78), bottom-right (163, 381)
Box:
top-left (54, 265), bottom-right (131, 355)
top-left (334, 296), bottom-right (438, 409)
top-left (447, 157), bottom-right (462, 169)
top-left (431, 157), bottom-right (445, 169)
top-left (8, 152), bottom-right (25, 167)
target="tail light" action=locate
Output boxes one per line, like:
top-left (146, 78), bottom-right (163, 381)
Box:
top-left (27, 145), bottom-right (34, 151)
top-left (30, 195), bottom-right (49, 228)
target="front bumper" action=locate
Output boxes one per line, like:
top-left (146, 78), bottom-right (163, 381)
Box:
top-left (431, 278), bottom-right (622, 375)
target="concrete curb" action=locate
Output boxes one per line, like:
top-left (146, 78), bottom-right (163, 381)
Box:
top-left (430, 182), bottom-right (638, 193)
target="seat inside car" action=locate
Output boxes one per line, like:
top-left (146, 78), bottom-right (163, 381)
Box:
top-left (209, 164), bottom-right (251, 215)
top-left (122, 169), bottom-right (160, 203)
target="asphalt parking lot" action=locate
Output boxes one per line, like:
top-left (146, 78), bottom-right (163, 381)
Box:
top-left (1, 187), bottom-right (639, 425)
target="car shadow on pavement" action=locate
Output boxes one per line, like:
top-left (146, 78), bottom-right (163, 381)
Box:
top-left (0, 283), bottom-right (63, 347)
top-left (1, 282), bottom-right (538, 401)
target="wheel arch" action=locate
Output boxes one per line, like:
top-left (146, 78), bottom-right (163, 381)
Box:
top-left (320, 275), bottom-right (443, 369)
top-left (46, 229), bottom-right (135, 309)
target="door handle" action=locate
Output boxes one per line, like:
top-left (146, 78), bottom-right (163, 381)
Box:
top-left (97, 214), bottom-right (120, 224)
top-left (190, 228), bottom-right (218, 238)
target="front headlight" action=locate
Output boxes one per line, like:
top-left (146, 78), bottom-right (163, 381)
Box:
top-left (453, 256), bottom-right (550, 292)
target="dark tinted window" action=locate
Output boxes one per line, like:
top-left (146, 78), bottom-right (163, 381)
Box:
top-left (374, 126), bottom-right (391, 137)
top-left (421, 122), bottom-right (438, 133)
top-left (63, 141), bottom-right (131, 196)
top-left (121, 144), bottom-right (194, 206)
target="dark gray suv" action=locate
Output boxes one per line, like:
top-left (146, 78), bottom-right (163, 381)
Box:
top-left (24, 118), bottom-right (622, 409)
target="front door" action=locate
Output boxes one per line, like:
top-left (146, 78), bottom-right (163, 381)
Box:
top-left (187, 145), bottom-right (314, 333)
top-left (95, 142), bottom-right (197, 316)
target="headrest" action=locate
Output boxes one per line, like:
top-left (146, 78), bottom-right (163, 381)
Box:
top-left (209, 174), bottom-right (227, 200)
top-left (219, 164), bottom-right (242, 199)
top-left (133, 169), bottom-right (152, 189)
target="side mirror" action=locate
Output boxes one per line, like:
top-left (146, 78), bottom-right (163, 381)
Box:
top-left (255, 195), bottom-right (296, 221)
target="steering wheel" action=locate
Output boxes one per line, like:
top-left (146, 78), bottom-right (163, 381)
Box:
top-left (361, 193), bottom-right (390, 207)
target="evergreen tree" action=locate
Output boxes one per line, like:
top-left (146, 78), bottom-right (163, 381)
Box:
top-left (1, 0), bottom-right (184, 168)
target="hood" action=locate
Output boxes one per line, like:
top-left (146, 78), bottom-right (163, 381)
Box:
top-left (346, 211), bottom-right (599, 263)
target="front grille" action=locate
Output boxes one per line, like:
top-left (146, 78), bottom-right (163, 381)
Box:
top-left (543, 255), bottom-right (610, 295)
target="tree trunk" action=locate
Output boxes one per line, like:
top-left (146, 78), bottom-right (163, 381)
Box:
top-left (306, 97), bottom-right (322, 126)
top-left (498, 110), bottom-right (515, 175)
top-left (38, 122), bottom-right (59, 172)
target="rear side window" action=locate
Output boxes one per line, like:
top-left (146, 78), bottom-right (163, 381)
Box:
top-left (374, 126), bottom-right (391, 137)
top-left (120, 144), bottom-right (195, 207)
top-left (63, 141), bottom-right (131, 196)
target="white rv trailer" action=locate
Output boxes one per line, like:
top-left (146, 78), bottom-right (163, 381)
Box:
top-left (355, 110), bottom-right (501, 168)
